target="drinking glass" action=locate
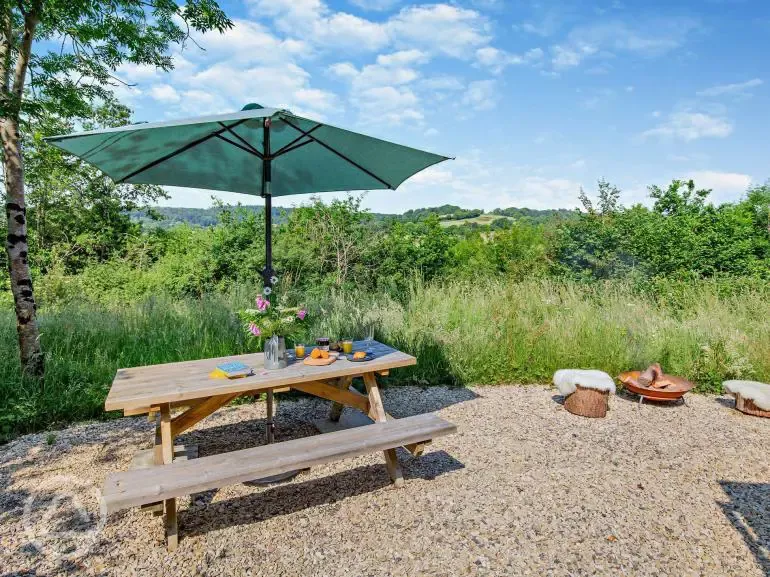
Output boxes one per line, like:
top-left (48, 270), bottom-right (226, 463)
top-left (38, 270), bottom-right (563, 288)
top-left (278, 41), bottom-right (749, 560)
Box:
top-left (342, 339), bottom-right (353, 354)
top-left (294, 343), bottom-right (306, 358)
top-left (364, 324), bottom-right (374, 354)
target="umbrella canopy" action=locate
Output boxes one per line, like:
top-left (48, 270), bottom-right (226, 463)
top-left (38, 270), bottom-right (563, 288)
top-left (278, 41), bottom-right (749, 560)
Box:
top-left (45, 103), bottom-right (452, 285)
top-left (45, 104), bottom-right (451, 197)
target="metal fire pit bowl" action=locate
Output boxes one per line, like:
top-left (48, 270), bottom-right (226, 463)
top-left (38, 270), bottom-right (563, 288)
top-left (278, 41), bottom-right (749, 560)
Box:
top-left (618, 371), bottom-right (695, 403)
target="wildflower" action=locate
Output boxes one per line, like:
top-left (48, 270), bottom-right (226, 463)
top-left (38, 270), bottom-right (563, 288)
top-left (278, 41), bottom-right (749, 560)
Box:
top-left (263, 286), bottom-right (273, 296)
top-left (297, 309), bottom-right (307, 320)
top-left (248, 323), bottom-right (261, 337)
top-left (270, 275), bottom-right (279, 285)
top-left (255, 295), bottom-right (269, 311)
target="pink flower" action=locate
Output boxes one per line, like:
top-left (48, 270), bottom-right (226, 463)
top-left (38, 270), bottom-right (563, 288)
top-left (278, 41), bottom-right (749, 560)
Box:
top-left (248, 322), bottom-right (261, 337)
top-left (255, 295), bottom-right (269, 311)
top-left (297, 309), bottom-right (307, 321)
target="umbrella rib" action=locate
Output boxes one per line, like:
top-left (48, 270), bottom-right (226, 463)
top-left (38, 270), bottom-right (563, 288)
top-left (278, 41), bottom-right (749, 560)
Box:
top-left (272, 138), bottom-right (313, 157)
top-left (117, 119), bottom-right (249, 183)
top-left (280, 118), bottom-right (394, 189)
top-left (217, 122), bottom-right (264, 158)
top-left (215, 134), bottom-right (263, 158)
top-left (272, 124), bottom-right (322, 157)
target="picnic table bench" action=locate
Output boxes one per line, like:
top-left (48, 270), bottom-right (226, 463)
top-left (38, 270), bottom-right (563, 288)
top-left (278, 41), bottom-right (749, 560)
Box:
top-left (101, 341), bottom-right (456, 551)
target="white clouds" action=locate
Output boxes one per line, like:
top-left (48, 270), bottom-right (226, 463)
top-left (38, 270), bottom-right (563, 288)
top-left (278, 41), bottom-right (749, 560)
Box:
top-left (376, 49), bottom-right (428, 66)
top-left (551, 43), bottom-right (597, 69)
top-left (476, 47), bottom-right (543, 74)
top-left (461, 79), bottom-right (498, 110)
top-left (420, 76), bottom-right (464, 91)
top-left (550, 18), bottom-right (700, 71)
top-left (181, 61), bottom-right (339, 118)
top-left (125, 16), bottom-right (339, 119)
top-left (189, 19), bottom-right (310, 64)
top-left (116, 61), bottom-right (162, 84)
top-left (241, 0), bottom-right (514, 121)
top-left (329, 49), bottom-right (427, 122)
top-left (696, 78), bottom-right (763, 98)
top-left (250, 0), bottom-right (390, 51)
top-left (642, 111), bottom-right (733, 141)
top-left (572, 19), bottom-right (698, 55)
top-left (686, 171), bottom-right (752, 193)
top-left (350, 85), bottom-right (422, 124)
top-left (148, 84), bottom-right (181, 104)
top-left (396, 150), bottom-right (583, 212)
top-left (249, 1), bottom-right (494, 59)
top-left (294, 88), bottom-right (338, 112)
top-left (327, 62), bottom-right (359, 80)
top-left (348, 0), bottom-right (400, 11)
top-left (517, 177), bottom-right (581, 205)
top-left (388, 4), bottom-right (492, 59)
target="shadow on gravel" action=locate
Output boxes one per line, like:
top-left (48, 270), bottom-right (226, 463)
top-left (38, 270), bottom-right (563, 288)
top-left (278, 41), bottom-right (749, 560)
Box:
top-left (612, 389), bottom-right (688, 409)
top-left (719, 481), bottom-right (770, 576)
top-left (182, 450), bottom-right (464, 539)
top-left (178, 385), bottom-right (479, 456)
top-left (714, 397), bottom-right (737, 410)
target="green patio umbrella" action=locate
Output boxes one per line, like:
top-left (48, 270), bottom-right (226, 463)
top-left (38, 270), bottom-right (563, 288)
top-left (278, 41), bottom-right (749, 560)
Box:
top-left (45, 103), bottom-right (452, 286)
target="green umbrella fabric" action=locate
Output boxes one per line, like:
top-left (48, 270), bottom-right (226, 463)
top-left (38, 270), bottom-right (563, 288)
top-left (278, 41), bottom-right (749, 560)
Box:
top-left (45, 105), bottom-right (451, 197)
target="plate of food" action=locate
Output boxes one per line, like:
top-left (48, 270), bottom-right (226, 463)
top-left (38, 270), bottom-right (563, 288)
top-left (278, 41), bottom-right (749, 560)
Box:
top-left (347, 351), bottom-right (374, 362)
top-left (303, 348), bottom-right (338, 366)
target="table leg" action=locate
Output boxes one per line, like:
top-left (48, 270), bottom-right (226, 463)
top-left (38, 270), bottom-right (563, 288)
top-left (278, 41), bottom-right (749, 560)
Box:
top-left (266, 389), bottom-right (275, 444)
top-left (362, 373), bottom-right (404, 487)
top-left (159, 403), bottom-right (178, 551)
top-left (328, 376), bottom-right (353, 422)
top-left (249, 389), bottom-right (302, 485)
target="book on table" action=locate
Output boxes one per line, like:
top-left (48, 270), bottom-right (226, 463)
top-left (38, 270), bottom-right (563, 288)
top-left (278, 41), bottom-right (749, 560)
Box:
top-left (209, 361), bottom-right (253, 379)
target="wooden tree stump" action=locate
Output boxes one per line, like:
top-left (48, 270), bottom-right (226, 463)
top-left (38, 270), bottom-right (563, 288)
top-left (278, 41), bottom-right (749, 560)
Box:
top-left (564, 385), bottom-right (609, 418)
top-left (734, 394), bottom-right (770, 418)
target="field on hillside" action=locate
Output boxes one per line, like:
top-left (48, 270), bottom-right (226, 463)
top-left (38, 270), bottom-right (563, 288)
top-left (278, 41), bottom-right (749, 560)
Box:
top-left (1, 278), bottom-right (768, 442)
top-left (438, 214), bottom-right (513, 227)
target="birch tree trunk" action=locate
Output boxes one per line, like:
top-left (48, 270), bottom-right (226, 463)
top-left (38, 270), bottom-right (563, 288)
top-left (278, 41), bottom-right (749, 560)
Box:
top-left (2, 117), bottom-right (42, 376)
top-left (1, 6), bottom-right (43, 377)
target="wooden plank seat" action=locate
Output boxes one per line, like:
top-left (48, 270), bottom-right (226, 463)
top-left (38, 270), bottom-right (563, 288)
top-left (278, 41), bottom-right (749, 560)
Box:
top-left (102, 412), bottom-right (456, 519)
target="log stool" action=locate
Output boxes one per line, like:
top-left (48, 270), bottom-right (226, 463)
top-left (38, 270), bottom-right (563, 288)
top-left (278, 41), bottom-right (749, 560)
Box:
top-left (723, 380), bottom-right (770, 418)
top-left (553, 369), bottom-right (616, 418)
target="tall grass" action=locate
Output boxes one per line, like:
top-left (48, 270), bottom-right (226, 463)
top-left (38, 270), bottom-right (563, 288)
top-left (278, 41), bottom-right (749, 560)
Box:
top-left (2, 278), bottom-right (769, 442)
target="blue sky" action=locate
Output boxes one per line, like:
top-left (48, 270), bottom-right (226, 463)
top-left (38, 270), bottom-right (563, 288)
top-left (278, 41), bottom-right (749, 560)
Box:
top-left (114, 0), bottom-right (770, 213)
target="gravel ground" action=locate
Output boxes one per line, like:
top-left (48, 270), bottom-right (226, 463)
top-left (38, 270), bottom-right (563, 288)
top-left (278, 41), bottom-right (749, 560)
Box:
top-left (1, 385), bottom-right (768, 577)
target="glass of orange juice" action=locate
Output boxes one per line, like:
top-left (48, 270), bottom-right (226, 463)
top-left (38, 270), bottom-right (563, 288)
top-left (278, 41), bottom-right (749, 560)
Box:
top-left (342, 339), bottom-right (353, 354)
top-left (294, 343), bottom-right (306, 358)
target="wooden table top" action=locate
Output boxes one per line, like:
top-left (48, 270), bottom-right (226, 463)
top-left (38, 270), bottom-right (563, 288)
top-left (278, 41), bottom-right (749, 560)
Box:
top-left (105, 340), bottom-right (416, 412)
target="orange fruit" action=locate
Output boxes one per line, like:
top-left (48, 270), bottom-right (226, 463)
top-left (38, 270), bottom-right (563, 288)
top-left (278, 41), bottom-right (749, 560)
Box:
top-left (310, 348), bottom-right (322, 359)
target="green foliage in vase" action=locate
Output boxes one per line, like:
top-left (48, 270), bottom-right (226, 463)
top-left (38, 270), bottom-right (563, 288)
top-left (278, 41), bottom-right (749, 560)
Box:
top-left (237, 285), bottom-right (308, 349)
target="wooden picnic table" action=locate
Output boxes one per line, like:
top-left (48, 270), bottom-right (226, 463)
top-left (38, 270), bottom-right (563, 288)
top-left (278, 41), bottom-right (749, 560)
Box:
top-left (104, 340), bottom-right (451, 551)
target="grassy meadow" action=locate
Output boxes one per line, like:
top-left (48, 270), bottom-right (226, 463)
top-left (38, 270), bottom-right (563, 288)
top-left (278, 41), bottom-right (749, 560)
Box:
top-left (2, 277), bottom-right (769, 442)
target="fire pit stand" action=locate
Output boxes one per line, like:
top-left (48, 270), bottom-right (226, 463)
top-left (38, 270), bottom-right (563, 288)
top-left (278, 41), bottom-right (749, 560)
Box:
top-left (619, 371), bottom-right (695, 406)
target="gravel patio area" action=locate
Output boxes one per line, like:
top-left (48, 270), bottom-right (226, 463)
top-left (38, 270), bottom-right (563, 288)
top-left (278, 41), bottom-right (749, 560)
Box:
top-left (1, 385), bottom-right (768, 576)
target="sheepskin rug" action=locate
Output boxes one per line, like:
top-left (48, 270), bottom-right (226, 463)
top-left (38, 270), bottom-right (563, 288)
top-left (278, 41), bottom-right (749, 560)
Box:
top-left (723, 380), bottom-right (770, 411)
top-left (553, 369), bottom-right (616, 396)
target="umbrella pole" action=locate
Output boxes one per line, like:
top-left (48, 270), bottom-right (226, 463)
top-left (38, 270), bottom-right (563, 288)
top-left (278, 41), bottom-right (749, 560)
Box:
top-left (263, 192), bottom-right (272, 287)
top-left (262, 118), bottom-right (273, 288)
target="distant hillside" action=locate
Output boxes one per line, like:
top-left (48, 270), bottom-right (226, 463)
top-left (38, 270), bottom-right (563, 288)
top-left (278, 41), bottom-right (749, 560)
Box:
top-left (130, 206), bottom-right (287, 229)
top-left (402, 204), bottom-right (483, 222)
top-left (131, 203), bottom-right (576, 229)
top-left (491, 207), bottom-right (575, 222)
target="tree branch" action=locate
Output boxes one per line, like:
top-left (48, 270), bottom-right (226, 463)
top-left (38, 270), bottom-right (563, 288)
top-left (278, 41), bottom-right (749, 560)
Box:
top-left (0, 6), bottom-right (12, 95)
top-left (11, 2), bottom-right (40, 112)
